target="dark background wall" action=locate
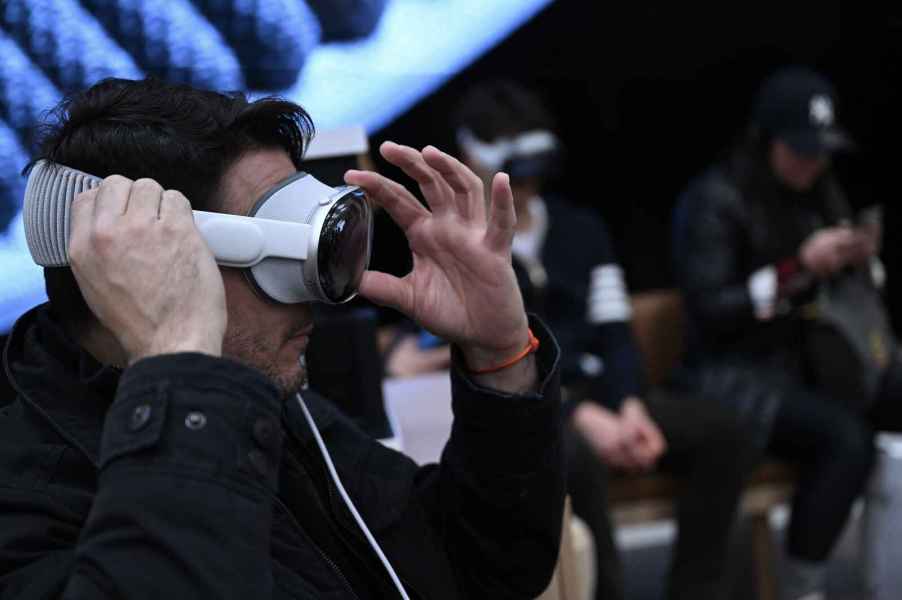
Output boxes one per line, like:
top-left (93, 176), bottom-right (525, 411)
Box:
top-left (367, 1), bottom-right (902, 329)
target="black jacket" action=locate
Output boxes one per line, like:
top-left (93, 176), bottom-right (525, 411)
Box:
top-left (515, 196), bottom-right (644, 411)
top-left (672, 158), bottom-right (855, 446)
top-left (0, 305), bottom-right (564, 599)
top-left (674, 161), bottom-right (852, 363)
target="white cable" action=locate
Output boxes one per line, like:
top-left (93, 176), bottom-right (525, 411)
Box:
top-left (295, 392), bottom-right (411, 600)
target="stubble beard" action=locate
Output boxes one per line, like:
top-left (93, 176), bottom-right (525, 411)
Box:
top-left (222, 327), bottom-right (307, 400)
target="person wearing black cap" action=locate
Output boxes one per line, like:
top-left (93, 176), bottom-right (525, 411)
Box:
top-left (674, 66), bottom-right (902, 600)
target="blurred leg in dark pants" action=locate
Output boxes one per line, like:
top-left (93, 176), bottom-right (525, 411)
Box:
top-left (869, 358), bottom-right (902, 432)
top-left (649, 391), bottom-right (761, 600)
top-left (565, 391), bottom-right (760, 600)
top-left (564, 423), bottom-right (624, 600)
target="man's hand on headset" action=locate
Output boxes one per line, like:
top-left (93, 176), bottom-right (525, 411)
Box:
top-left (345, 142), bottom-right (537, 393)
top-left (68, 176), bottom-right (226, 365)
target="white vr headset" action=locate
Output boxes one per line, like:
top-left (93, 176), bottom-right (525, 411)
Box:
top-left (23, 160), bottom-right (374, 304)
top-left (456, 127), bottom-right (559, 173)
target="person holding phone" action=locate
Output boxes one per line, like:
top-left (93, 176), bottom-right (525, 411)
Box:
top-left (674, 67), bottom-right (902, 600)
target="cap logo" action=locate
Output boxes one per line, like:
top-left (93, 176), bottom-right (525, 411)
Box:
top-left (810, 95), bottom-right (834, 127)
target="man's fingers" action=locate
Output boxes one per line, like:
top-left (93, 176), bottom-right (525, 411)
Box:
top-left (345, 169), bottom-right (430, 231)
top-left (421, 146), bottom-right (486, 222)
top-left (92, 175), bottom-right (132, 232)
top-left (126, 178), bottom-right (164, 221)
top-left (380, 141), bottom-right (453, 214)
top-left (159, 189), bottom-right (193, 220)
top-left (93, 175), bottom-right (132, 216)
top-left (68, 188), bottom-right (98, 263)
top-left (485, 172), bottom-right (516, 252)
top-left (358, 270), bottom-right (414, 315)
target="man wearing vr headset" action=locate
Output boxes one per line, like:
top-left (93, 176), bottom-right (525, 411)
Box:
top-left (0, 78), bottom-right (565, 599)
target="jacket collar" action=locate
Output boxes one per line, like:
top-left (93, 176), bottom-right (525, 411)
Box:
top-left (281, 386), bottom-right (340, 449)
top-left (4, 304), bottom-right (342, 467)
top-left (4, 304), bottom-right (121, 467)
top-left (5, 305), bottom-right (417, 536)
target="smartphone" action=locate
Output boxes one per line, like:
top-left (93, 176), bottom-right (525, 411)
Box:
top-left (857, 205), bottom-right (882, 227)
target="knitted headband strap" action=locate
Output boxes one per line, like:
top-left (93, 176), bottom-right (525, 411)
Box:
top-left (23, 160), bottom-right (102, 267)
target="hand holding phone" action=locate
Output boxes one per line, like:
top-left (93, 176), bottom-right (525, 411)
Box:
top-left (853, 205), bottom-right (882, 263)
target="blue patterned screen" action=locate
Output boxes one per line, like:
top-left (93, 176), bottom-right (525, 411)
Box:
top-left (0, 0), bottom-right (553, 330)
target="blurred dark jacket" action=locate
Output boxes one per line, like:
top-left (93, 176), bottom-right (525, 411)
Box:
top-left (672, 150), bottom-right (855, 446)
top-left (514, 194), bottom-right (645, 412)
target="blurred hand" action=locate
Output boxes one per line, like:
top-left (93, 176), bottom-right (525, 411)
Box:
top-left (846, 226), bottom-right (880, 266)
top-left (386, 335), bottom-right (452, 377)
top-left (345, 142), bottom-right (534, 393)
top-left (573, 402), bottom-right (636, 470)
top-left (799, 226), bottom-right (860, 277)
top-left (68, 176), bottom-right (226, 364)
top-left (619, 397), bottom-right (667, 471)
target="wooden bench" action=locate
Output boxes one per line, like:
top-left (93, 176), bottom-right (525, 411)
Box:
top-left (610, 290), bottom-right (795, 600)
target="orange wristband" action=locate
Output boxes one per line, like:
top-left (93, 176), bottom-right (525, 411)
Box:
top-left (469, 328), bottom-right (540, 375)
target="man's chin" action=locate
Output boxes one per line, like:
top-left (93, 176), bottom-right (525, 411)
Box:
top-left (273, 370), bottom-right (307, 400)
top-left (262, 357), bottom-right (307, 399)
top-left (222, 331), bottom-right (307, 398)
top-left (232, 355), bottom-right (307, 400)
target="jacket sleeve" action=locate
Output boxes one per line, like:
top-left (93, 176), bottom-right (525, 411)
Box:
top-left (433, 315), bottom-right (565, 599)
top-left (581, 219), bottom-right (645, 410)
top-left (674, 175), bottom-right (815, 336)
top-left (675, 178), bottom-right (821, 340)
top-left (674, 179), bottom-right (778, 338)
top-left (0, 353), bottom-right (285, 600)
top-left (584, 321), bottom-right (645, 410)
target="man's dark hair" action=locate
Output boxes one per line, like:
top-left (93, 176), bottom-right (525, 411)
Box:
top-left (453, 80), bottom-right (556, 143)
top-left (31, 77), bottom-right (315, 327)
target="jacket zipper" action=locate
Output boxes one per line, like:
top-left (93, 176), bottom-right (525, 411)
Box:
top-left (298, 441), bottom-right (421, 600)
top-left (284, 412), bottom-right (422, 599)
top-left (322, 480), bottom-right (420, 599)
top-left (272, 496), bottom-right (361, 600)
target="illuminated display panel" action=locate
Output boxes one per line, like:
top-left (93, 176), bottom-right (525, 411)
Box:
top-left (0, 0), bottom-right (553, 331)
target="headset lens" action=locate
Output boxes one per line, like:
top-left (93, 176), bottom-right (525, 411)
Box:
top-left (318, 190), bottom-right (372, 303)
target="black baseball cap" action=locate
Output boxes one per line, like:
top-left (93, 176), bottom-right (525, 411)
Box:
top-left (753, 66), bottom-right (853, 156)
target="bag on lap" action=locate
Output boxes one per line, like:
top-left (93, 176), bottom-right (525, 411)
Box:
top-left (803, 267), bottom-right (897, 409)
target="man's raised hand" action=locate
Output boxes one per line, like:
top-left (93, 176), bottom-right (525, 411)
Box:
top-left (345, 142), bottom-right (535, 391)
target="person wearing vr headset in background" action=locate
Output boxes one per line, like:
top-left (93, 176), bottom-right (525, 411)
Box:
top-left (0, 78), bottom-right (567, 599)
top-left (674, 66), bottom-right (902, 600)
top-left (388, 80), bottom-right (753, 600)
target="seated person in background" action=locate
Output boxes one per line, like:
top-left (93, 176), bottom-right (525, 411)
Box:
top-left (0, 78), bottom-right (566, 599)
top-left (451, 80), bottom-right (759, 600)
top-left (674, 66), bottom-right (902, 600)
